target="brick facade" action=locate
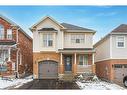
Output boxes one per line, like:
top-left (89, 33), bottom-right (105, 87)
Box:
top-left (0, 16), bottom-right (33, 77)
top-left (33, 52), bottom-right (94, 79)
top-left (33, 52), bottom-right (60, 78)
top-left (95, 59), bottom-right (127, 82)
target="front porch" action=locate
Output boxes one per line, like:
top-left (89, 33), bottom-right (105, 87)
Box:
top-left (0, 45), bottom-right (17, 76)
top-left (59, 49), bottom-right (95, 76)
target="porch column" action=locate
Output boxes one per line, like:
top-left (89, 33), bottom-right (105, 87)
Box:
top-left (8, 48), bottom-right (11, 61)
top-left (74, 53), bottom-right (77, 75)
top-left (74, 53), bottom-right (76, 64)
top-left (60, 53), bottom-right (62, 64)
top-left (92, 53), bottom-right (94, 65)
top-left (92, 53), bottom-right (95, 73)
top-left (60, 53), bottom-right (63, 74)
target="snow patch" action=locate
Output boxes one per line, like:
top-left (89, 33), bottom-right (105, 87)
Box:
top-left (76, 80), bottom-right (125, 90)
top-left (0, 75), bottom-right (33, 89)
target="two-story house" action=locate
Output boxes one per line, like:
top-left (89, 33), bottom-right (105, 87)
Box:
top-left (30, 16), bottom-right (96, 79)
top-left (0, 15), bottom-right (33, 77)
top-left (94, 24), bottom-right (127, 85)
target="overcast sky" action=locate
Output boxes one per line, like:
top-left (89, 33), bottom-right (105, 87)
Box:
top-left (0, 6), bottom-right (127, 43)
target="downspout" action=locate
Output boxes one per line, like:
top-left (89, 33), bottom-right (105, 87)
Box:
top-left (16, 27), bottom-right (20, 78)
top-left (16, 48), bottom-right (20, 78)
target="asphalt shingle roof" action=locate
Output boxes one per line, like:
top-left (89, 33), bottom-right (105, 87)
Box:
top-left (0, 14), bottom-right (17, 26)
top-left (111, 24), bottom-right (127, 33)
top-left (61, 23), bottom-right (94, 31)
top-left (38, 28), bottom-right (57, 31)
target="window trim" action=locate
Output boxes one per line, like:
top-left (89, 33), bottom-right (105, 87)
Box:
top-left (71, 34), bottom-right (85, 44)
top-left (0, 24), bottom-right (4, 39)
top-left (42, 33), bottom-right (54, 47)
top-left (0, 50), bottom-right (9, 64)
top-left (78, 55), bottom-right (88, 66)
top-left (7, 29), bottom-right (12, 40)
top-left (116, 36), bottom-right (125, 48)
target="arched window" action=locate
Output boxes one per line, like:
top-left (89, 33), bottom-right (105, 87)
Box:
top-left (0, 24), bottom-right (4, 39)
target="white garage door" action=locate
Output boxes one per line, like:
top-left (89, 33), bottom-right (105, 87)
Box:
top-left (114, 64), bottom-right (127, 84)
top-left (38, 60), bottom-right (58, 79)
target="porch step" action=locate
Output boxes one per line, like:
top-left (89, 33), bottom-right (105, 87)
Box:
top-left (59, 73), bottom-right (74, 82)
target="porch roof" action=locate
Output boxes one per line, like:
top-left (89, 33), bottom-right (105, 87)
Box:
top-left (58, 48), bottom-right (95, 53)
top-left (0, 40), bottom-right (16, 45)
top-left (38, 28), bottom-right (58, 32)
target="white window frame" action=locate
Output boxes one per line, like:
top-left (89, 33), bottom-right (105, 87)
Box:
top-left (42, 33), bottom-right (53, 47)
top-left (116, 36), bottom-right (125, 48)
top-left (71, 34), bottom-right (85, 44)
top-left (7, 29), bottom-right (12, 39)
top-left (0, 24), bottom-right (4, 39)
top-left (78, 55), bottom-right (88, 66)
top-left (0, 50), bottom-right (9, 64)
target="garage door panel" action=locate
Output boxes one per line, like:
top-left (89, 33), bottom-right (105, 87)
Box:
top-left (114, 64), bottom-right (127, 84)
top-left (38, 61), bottom-right (58, 79)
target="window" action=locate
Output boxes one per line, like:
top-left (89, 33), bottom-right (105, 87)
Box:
top-left (117, 36), bottom-right (125, 48)
top-left (76, 39), bottom-right (80, 43)
top-left (0, 50), bottom-right (8, 64)
top-left (0, 24), bottom-right (4, 39)
top-left (43, 33), bottom-right (53, 47)
top-left (79, 55), bottom-right (83, 65)
top-left (71, 34), bottom-right (85, 44)
top-left (114, 64), bottom-right (122, 68)
top-left (7, 29), bottom-right (12, 39)
top-left (79, 55), bottom-right (88, 66)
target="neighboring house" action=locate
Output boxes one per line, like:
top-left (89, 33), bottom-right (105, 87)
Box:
top-left (94, 24), bottom-right (127, 84)
top-left (0, 15), bottom-right (33, 77)
top-left (30, 16), bottom-right (96, 79)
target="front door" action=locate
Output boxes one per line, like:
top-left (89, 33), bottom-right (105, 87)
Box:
top-left (64, 55), bottom-right (72, 71)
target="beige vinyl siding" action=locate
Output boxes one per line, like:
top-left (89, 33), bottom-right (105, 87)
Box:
top-left (33, 18), bottom-right (63, 52)
top-left (111, 35), bottom-right (127, 59)
top-left (64, 33), bottom-right (93, 48)
top-left (94, 37), bottom-right (110, 62)
top-left (33, 30), bottom-right (40, 52)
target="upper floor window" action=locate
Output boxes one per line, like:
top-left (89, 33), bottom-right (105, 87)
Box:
top-left (0, 24), bottom-right (4, 39)
top-left (71, 34), bottom-right (85, 44)
top-left (7, 29), bottom-right (12, 39)
top-left (116, 36), bottom-right (125, 48)
top-left (43, 33), bottom-right (53, 47)
top-left (79, 55), bottom-right (88, 66)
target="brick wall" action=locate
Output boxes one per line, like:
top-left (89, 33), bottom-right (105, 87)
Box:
top-left (95, 60), bottom-right (111, 80)
top-left (18, 30), bottom-right (33, 74)
top-left (95, 59), bottom-right (127, 81)
top-left (0, 17), bottom-right (33, 76)
top-left (33, 52), bottom-right (60, 78)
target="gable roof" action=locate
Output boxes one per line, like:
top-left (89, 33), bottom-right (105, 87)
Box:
top-left (61, 23), bottom-right (94, 31)
top-left (111, 24), bottom-right (127, 33)
top-left (94, 24), bottom-right (127, 47)
top-left (30, 16), bottom-right (65, 30)
top-left (0, 14), bottom-right (17, 26)
top-left (0, 14), bottom-right (32, 40)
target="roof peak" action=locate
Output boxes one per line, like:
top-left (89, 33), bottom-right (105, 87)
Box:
top-left (0, 14), bottom-right (18, 26)
top-left (111, 24), bottom-right (127, 33)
